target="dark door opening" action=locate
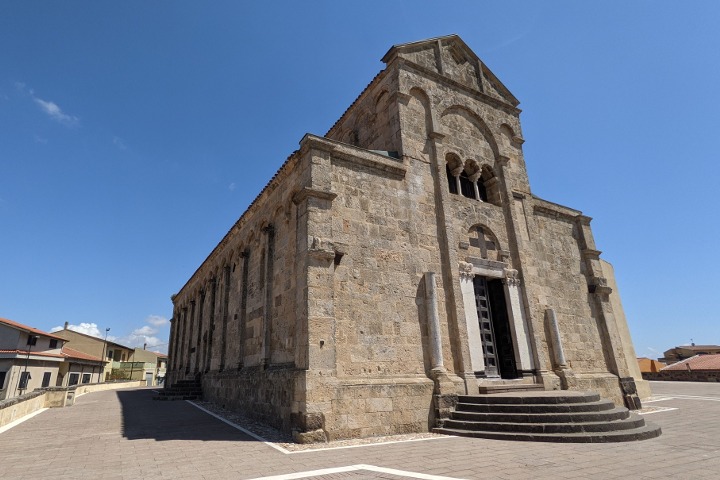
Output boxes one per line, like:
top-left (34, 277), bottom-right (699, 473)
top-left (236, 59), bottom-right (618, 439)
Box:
top-left (473, 276), bottom-right (518, 379)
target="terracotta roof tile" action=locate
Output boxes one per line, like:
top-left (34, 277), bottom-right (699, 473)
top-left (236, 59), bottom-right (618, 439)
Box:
top-left (61, 346), bottom-right (104, 362)
top-left (0, 317), bottom-right (66, 341)
top-left (0, 349), bottom-right (65, 359)
top-left (662, 354), bottom-right (720, 371)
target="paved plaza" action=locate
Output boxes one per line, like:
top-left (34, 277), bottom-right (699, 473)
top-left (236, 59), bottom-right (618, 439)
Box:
top-left (1, 381), bottom-right (718, 479)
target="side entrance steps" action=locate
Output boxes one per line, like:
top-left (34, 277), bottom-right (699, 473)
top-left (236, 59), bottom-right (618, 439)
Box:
top-left (153, 378), bottom-right (203, 401)
top-left (434, 391), bottom-right (662, 442)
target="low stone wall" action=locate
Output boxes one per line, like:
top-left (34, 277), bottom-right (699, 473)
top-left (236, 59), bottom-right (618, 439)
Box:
top-left (0, 391), bottom-right (46, 429)
top-left (74, 380), bottom-right (145, 396)
top-left (644, 371), bottom-right (720, 382)
top-left (0, 380), bottom-right (147, 429)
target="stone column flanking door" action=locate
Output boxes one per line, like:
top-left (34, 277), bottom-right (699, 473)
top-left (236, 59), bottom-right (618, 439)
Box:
top-left (459, 262), bottom-right (485, 374)
top-left (502, 268), bottom-right (535, 375)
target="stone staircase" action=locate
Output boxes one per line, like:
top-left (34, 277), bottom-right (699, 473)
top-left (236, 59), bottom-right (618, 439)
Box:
top-left (153, 378), bottom-right (203, 401)
top-left (434, 391), bottom-right (661, 442)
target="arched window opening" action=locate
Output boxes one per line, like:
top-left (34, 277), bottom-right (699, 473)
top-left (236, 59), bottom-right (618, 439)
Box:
top-left (478, 179), bottom-right (488, 202)
top-left (445, 153), bottom-right (463, 196)
top-left (459, 170), bottom-right (475, 199)
top-left (479, 166), bottom-right (501, 206)
top-left (446, 164), bottom-right (458, 194)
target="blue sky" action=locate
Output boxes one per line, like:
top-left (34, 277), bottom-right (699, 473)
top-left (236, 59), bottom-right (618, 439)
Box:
top-left (1, 1), bottom-right (718, 357)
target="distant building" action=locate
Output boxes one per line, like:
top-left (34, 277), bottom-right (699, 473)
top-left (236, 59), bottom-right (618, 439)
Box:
top-left (0, 317), bottom-right (66, 400)
top-left (58, 347), bottom-right (105, 386)
top-left (115, 347), bottom-right (167, 386)
top-left (659, 345), bottom-right (720, 364)
top-left (637, 357), bottom-right (665, 374)
top-left (53, 323), bottom-right (134, 381)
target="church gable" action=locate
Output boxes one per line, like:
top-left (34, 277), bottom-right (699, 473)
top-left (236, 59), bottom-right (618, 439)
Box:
top-left (383, 35), bottom-right (519, 107)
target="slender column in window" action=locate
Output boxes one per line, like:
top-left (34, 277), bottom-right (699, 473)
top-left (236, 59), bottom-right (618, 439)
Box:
top-left (470, 171), bottom-right (482, 202)
top-left (451, 166), bottom-right (463, 194)
top-left (169, 310), bottom-right (178, 371)
top-left (219, 265), bottom-right (230, 371)
top-left (238, 250), bottom-right (250, 369)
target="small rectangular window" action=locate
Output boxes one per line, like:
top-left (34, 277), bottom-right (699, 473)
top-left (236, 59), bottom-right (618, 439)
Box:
top-left (0, 371), bottom-right (7, 389)
top-left (49, 339), bottom-right (58, 348)
top-left (68, 373), bottom-right (79, 386)
top-left (26, 335), bottom-right (38, 346)
top-left (81, 374), bottom-right (91, 384)
top-left (41, 371), bottom-right (52, 388)
top-left (19, 371), bottom-right (31, 389)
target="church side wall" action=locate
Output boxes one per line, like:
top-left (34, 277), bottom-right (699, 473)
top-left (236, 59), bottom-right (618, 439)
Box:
top-left (170, 153), bottom-right (311, 433)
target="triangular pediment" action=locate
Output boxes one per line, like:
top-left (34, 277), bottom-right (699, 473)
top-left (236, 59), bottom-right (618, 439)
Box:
top-left (382, 35), bottom-right (519, 107)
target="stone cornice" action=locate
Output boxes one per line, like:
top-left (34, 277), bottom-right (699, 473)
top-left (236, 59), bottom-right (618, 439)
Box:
top-left (300, 134), bottom-right (407, 179)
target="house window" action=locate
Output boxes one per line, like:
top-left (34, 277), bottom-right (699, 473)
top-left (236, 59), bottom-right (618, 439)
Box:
top-left (41, 372), bottom-right (52, 388)
top-left (68, 373), bottom-right (79, 386)
top-left (26, 335), bottom-right (38, 346)
top-left (0, 371), bottom-right (7, 389)
top-left (82, 374), bottom-right (91, 384)
top-left (49, 339), bottom-right (58, 348)
top-left (107, 350), bottom-right (113, 360)
top-left (19, 371), bottom-right (31, 389)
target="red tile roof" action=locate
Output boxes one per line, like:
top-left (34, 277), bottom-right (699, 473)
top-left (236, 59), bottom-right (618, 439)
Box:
top-left (0, 317), bottom-right (66, 341)
top-left (61, 346), bottom-right (104, 362)
top-left (662, 354), bottom-right (720, 371)
top-left (0, 349), bottom-right (65, 359)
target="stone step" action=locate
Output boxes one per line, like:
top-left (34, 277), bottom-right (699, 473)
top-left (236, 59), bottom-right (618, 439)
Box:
top-left (477, 384), bottom-right (545, 394)
top-left (455, 399), bottom-right (616, 414)
top-left (451, 406), bottom-right (630, 424)
top-left (434, 421), bottom-right (662, 443)
top-left (458, 391), bottom-right (601, 405)
top-left (442, 414), bottom-right (647, 434)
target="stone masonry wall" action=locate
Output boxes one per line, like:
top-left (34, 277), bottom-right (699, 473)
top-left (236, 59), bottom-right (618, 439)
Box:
top-left (170, 150), bottom-right (312, 431)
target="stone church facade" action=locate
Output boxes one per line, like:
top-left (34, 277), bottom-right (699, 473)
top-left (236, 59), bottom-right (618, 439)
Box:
top-left (167, 35), bottom-right (648, 442)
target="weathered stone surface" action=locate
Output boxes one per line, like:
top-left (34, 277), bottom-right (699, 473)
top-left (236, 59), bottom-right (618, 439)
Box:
top-left (166, 35), bottom-right (646, 442)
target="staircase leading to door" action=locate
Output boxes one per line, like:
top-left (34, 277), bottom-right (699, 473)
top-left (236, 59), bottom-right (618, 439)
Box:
top-left (434, 390), bottom-right (661, 442)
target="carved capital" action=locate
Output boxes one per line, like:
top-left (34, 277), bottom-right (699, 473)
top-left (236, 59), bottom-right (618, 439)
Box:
top-left (451, 166), bottom-right (464, 177)
top-left (503, 268), bottom-right (521, 287)
top-left (458, 261), bottom-right (474, 280)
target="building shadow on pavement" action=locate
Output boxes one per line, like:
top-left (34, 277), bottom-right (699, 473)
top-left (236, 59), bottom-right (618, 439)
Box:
top-left (116, 388), bottom-right (256, 442)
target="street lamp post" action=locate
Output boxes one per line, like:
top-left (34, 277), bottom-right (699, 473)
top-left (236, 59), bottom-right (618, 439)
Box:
top-left (101, 328), bottom-right (110, 382)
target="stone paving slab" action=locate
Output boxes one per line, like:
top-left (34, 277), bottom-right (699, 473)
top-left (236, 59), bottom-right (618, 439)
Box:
top-left (0, 382), bottom-right (718, 479)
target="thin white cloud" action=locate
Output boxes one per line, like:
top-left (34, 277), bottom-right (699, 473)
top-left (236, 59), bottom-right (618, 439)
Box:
top-left (33, 97), bottom-right (79, 126)
top-left (15, 81), bottom-right (79, 127)
top-left (50, 322), bottom-right (117, 341)
top-left (146, 315), bottom-right (168, 327)
top-left (34, 134), bottom-right (48, 144)
top-left (229, 182), bottom-right (236, 191)
top-left (113, 136), bottom-right (127, 150)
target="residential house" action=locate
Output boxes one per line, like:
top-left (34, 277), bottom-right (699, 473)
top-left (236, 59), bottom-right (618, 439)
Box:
top-left (644, 354), bottom-right (720, 382)
top-left (58, 347), bottom-right (105, 386)
top-left (115, 348), bottom-right (167, 386)
top-left (659, 345), bottom-right (720, 363)
top-left (637, 357), bottom-right (665, 375)
top-left (0, 317), bottom-right (66, 400)
top-left (52, 324), bottom-right (134, 381)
